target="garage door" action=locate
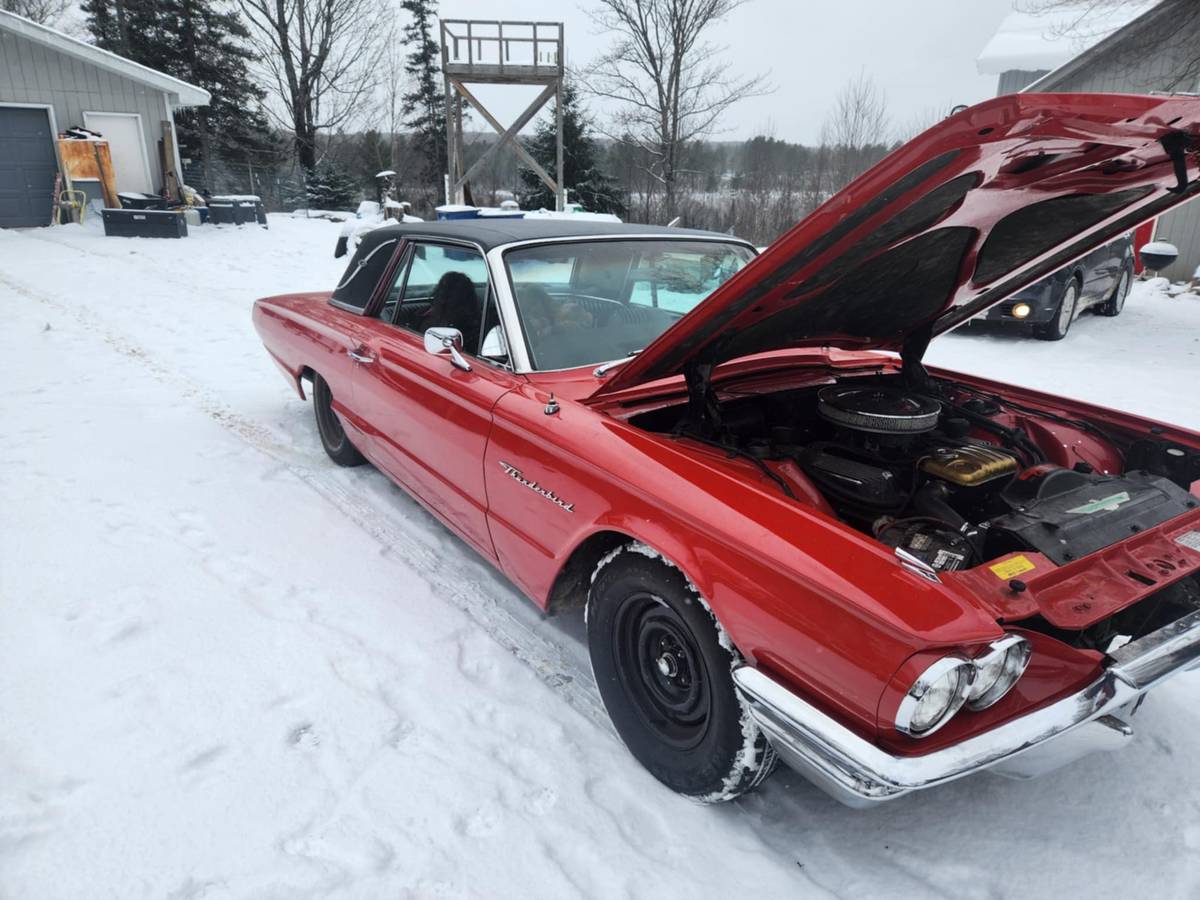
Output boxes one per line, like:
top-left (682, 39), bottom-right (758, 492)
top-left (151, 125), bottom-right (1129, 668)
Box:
top-left (0, 106), bottom-right (58, 228)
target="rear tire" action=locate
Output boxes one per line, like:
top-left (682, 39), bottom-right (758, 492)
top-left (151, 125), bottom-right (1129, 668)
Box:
top-left (312, 373), bottom-right (366, 467)
top-left (586, 544), bottom-right (777, 801)
top-left (1035, 279), bottom-right (1079, 341)
top-left (1099, 263), bottom-right (1132, 317)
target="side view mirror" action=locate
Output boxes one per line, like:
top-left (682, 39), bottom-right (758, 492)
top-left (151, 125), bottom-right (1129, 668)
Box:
top-left (424, 326), bottom-right (472, 372)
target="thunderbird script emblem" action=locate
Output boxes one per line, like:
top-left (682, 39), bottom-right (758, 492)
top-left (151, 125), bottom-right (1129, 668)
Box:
top-left (498, 461), bottom-right (575, 512)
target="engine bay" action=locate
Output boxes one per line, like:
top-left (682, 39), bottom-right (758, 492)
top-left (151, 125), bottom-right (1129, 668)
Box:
top-left (630, 373), bottom-right (1200, 576)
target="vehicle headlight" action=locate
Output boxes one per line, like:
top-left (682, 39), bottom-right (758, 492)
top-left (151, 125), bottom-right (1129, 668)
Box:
top-left (895, 657), bottom-right (975, 738)
top-left (967, 634), bottom-right (1031, 710)
top-left (1012, 302), bottom-right (1032, 319)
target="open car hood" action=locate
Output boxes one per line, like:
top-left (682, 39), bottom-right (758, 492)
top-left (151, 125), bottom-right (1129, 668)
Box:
top-left (594, 93), bottom-right (1200, 396)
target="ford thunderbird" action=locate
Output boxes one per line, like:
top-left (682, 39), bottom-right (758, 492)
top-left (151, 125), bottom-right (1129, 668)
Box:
top-left (254, 93), bottom-right (1200, 806)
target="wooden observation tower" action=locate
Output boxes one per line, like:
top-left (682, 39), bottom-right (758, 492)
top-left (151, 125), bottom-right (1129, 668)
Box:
top-left (439, 20), bottom-right (565, 210)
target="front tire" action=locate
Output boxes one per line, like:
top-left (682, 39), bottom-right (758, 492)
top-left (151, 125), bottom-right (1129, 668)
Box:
top-left (586, 545), bottom-right (776, 801)
top-left (312, 373), bottom-right (366, 467)
top-left (1035, 279), bottom-right (1079, 341)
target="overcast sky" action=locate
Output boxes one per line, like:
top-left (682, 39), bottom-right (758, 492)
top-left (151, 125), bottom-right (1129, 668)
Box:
top-left (439, 0), bottom-right (1016, 144)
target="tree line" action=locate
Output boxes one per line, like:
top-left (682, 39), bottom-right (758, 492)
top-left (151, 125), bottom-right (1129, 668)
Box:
top-left (7, 0), bottom-right (905, 245)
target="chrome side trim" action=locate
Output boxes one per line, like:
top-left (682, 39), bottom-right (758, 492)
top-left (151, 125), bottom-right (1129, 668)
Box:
top-left (733, 609), bottom-right (1200, 807)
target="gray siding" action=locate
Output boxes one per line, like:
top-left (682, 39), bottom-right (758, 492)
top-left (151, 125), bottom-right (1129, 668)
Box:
top-left (0, 30), bottom-right (170, 189)
top-left (997, 69), bottom-right (1049, 95)
top-left (1035, 10), bottom-right (1200, 280)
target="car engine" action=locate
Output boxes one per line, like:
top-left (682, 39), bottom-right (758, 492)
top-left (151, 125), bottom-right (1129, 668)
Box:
top-left (793, 384), bottom-right (1196, 572)
top-left (635, 378), bottom-right (1200, 574)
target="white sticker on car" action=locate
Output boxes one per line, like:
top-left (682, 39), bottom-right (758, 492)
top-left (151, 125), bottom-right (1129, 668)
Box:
top-left (1176, 530), bottom-right (1200, 553)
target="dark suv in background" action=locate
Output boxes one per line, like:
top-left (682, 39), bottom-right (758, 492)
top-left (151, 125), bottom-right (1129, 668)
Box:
top-left (971, 232), bottom-right (1135, 340)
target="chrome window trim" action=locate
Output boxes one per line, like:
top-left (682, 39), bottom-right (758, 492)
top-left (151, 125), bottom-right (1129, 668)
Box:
top-left (485, 234), bottom-right (759, 375)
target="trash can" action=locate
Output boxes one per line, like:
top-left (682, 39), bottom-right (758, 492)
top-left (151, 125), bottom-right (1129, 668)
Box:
top-left (208, 195), bottom-right (267, 227)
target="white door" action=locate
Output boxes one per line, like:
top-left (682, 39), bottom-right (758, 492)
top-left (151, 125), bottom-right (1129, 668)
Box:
top-left (83, 112), bottom-right (154, 194)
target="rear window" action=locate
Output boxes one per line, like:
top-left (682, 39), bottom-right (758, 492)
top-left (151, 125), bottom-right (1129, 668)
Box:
top-left (332, 237), bottom-right (401, 310)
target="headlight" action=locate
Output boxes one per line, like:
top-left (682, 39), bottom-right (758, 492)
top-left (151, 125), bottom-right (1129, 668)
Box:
top-left (967, 634), bottom-right (1031, 710)
top-left (895, 657), bottom-right (975, 738)
top-left (1012, 302), bottom-right (1032, 319)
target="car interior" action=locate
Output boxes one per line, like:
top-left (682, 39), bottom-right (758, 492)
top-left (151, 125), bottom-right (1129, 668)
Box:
top-left (378, 243), bottom-right (503, 361)
top-left (505, 240), bottom-right (755, 371)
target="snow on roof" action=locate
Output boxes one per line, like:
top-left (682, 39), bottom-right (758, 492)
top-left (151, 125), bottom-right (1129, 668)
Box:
top-left (0, 8), bottom-right (211, 107)
top-left (977, 2), bottom-right (1159, 75)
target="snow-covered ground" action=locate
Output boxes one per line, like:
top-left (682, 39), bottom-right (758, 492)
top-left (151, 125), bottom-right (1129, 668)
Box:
top-left (3, 216), bottom-right (1200, 899)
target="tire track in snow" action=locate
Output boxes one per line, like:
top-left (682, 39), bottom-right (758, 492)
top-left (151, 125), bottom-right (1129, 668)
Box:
top-left (0, 268), bottom-right (610, 733)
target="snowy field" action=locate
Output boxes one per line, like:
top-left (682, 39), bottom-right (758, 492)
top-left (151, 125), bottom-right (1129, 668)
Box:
top-left (3, 215), bottom-right (1200, 899)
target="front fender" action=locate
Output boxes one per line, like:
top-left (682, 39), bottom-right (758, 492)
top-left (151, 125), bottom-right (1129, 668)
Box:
top-left (484, 382), bottom-right (1003, 738)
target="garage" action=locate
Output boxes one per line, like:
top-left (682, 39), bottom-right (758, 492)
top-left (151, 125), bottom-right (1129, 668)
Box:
top-left (0, 105), bottom-right (58, 228)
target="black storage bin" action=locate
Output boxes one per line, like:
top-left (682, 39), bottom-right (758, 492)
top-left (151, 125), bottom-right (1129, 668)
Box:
top-left (102, 208), bottom-right (188, 238)
top-left (208, 195), bottom-right (267, 227)
top-left (117, 191), bottom-right (167, 210)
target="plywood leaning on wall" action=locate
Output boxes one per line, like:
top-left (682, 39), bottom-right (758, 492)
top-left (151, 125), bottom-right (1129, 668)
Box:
top-left (57, 139), bottom-right (119, 207)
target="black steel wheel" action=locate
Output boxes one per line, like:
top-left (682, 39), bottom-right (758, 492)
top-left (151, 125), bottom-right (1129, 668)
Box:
top-left (312, 373), bottom-right (366, 467)
top-left (587, 545), bottom-right (776, 800)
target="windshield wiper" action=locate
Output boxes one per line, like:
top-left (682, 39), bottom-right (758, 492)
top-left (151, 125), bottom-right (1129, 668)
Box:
top-left (593, 350), bottom-right (641, 378)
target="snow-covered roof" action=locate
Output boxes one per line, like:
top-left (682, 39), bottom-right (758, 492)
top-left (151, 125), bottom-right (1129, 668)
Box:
top-left (977, 2), bottom-right (1160, 75)
top-left (0, 8), bottom-right (211, 107)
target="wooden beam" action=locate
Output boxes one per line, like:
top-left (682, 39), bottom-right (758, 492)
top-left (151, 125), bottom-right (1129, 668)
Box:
top-left (450, 80), bottom-right (558, 194)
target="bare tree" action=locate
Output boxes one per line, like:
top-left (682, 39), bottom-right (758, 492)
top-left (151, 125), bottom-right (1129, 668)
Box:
top-left (1, 0), bottom-right (70, 25)
top-left (583, 0), bottom-right (770, 222)
top-left (1017, 0), bottom-right (1200, 91)
top-left (239, 0), bottom-right (384, 174)
top-left (820, 72), bottom-right (891, 193)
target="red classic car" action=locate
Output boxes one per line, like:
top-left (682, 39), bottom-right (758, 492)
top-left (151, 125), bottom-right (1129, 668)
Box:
top-left (254, 93), bottom-right (1200, 807)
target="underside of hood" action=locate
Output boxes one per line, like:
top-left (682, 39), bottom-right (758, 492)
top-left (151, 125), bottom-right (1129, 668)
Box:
top-left (595, 92), bottom-right (1200, 396)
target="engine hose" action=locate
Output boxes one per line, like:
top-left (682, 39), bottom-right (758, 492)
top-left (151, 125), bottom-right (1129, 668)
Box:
top-left (912, 481), bottom-right (969, 532)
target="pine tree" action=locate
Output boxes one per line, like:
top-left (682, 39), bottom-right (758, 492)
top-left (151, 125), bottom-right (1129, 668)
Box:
top-left (82, 0), bottom-right (276, 191)
top-left (304, 160), bottom-right (360, 210)
top-left (519, 83), bottom-right (625, 217)
top-left (400, 0), bottom-right (446, 197)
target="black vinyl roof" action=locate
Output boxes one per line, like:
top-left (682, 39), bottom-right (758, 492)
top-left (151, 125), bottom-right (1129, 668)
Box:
top-left (352, 218), bottom-right (742, 254)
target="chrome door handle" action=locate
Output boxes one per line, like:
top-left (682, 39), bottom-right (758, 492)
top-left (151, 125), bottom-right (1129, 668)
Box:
top-left (347, 348), bottom-right (375, 364)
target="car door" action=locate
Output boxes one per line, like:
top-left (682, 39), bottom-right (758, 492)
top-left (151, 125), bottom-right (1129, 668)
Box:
top-left (351, 240), bottom-right (521, 560)
top-left (1080, 241), bottom-right (1116, 307)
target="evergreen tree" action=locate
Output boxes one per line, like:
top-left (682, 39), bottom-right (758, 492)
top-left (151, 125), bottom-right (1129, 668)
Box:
top-left (304, 160), bottom-right (360, 209)
top-left (400, 0), bottom-right (446, 197)
top-left (82, 0), bottom-right (276, 190)
top-left (519, 83), bottom-right (625, 217)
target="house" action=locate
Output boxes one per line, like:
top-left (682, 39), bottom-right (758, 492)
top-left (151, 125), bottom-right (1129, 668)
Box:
top-left (978, 1), bottom-right (1200, 280)
top-left (0, 9), bottom-right (210, 227)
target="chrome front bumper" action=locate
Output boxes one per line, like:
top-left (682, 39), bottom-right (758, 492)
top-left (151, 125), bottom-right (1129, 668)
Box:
top-left (733, 609), bottom-right (1200, 808)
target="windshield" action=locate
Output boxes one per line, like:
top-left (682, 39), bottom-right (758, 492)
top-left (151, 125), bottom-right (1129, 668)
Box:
top-left (504, 239), bottom-right (756, 371)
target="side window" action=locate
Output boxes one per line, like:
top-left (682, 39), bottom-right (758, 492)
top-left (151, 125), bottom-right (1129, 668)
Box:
top-left (390, 244), bottom-right (489, 354)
